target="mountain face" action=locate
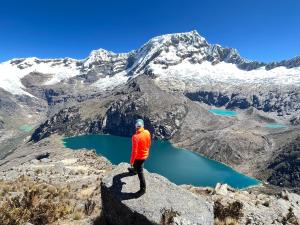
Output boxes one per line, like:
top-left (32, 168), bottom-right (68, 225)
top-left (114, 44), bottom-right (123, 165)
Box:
top-left (1, 31), bottom-right (300, 118)
top-left (1, 31), bottom-right (300, 193)
top-left (28, 75), bottom-right (300, 193)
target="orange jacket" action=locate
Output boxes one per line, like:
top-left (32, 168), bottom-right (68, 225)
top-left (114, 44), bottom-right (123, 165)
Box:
top-left (130, 127), bottom-right (151, 165)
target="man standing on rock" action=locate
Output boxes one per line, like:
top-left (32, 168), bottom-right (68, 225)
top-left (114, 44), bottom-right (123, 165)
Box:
top-left (128, 119), bottom-right (151, 195)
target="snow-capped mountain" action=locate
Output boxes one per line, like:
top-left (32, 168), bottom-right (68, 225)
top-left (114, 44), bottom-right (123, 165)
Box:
top-left (1, 30), bottom-right (300, 96)
top-left (0, 57), bottom-right (79, 96)
top-left (0, 30), bottom-right (300, 116)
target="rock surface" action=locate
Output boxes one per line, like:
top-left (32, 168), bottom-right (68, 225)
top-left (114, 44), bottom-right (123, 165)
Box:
top-left (184, 185), bottom-right (300, 225)
top-left (101, 163), bottom-right (214, 225)
top-left (0, 135), bottom-right (113, 225)
top-left (267, 136), bottom-right (300, 192)
top-left (1, 134), bottom-right (300, 225)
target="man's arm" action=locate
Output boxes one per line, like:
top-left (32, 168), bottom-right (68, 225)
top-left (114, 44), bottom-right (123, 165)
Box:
top-left (147, 130), bottom-right (151, 149)
top-left (130, 135), bottom-right (138, 165)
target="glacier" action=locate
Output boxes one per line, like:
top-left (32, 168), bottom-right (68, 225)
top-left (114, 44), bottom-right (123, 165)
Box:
top-left (0, 30), bottom-right (299, 97)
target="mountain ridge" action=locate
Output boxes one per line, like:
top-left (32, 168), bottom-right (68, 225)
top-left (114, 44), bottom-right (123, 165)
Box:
top-left (1, 30), bottom-right (300, 99)
top-left (3, 30), bottom-right (299, 66)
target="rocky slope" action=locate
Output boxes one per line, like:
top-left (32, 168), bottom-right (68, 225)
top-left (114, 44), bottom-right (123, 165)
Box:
top-left (267, 136), bottom-right (300, 191)
top-left (27, 76), bottom-right (300, 183)
top-left (29, 75), bottom-right (227, 141)
top-left (184, 184), bottom-right (300, 225)
top-left (0, 136), bottom-right (300, 225)
top-left (101, 163), bottom-right (213, 225)
top-left (0, 135), bottom-right (113, 225)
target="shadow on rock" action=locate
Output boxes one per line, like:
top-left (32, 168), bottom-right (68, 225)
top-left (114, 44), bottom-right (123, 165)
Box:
top-left (100, 163), bottom-right (214, 225)
top-left (108, 171), bottom-right (144, 200)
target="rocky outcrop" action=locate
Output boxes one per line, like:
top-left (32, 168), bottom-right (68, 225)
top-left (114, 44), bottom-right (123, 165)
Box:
top-left (29, 93), bottom-right (117, 142)
top-left (184, 184), bottom-right (300, 225)
top-left (0, 88), bottom-right (22, 116)
top-left (0, 119), bottom-right (4, 129)
top-left (0, 135), bottom-right (113, 225)
top-left (100, 163), bottom-right (214, 225)
top-left (185, 89), bottom-right (300, 116)
top-left (81, 49), bottom-right (133, 81)
top-left (267, 136), bottom-right (300, 192)
top-left (30, 106), bottom-right (88, 141)
top-left (266, 56), bottom-right (300, 70)
top-left (30, 76), bottom-right (222, 142)
top-left (103, 76), bottom-right (190, 139)
top-left (290, 114), bottom-right (300, 125)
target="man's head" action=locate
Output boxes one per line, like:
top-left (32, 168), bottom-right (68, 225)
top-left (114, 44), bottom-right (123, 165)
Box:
top-left (135, 119), bottom-right (144, 129)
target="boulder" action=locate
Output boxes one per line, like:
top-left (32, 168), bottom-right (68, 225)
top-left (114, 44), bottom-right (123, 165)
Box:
top-left (214, 183), bottom-right (229, 196)
top-left (101, 163), bottom-right (214, 225)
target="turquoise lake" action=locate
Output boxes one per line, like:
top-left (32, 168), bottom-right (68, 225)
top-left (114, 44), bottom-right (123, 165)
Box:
top-left (19, 124), bottom-right (34, 132)
top-left (265, 123), bottom-right (287, 129)
top-left (208, 109), bottom-right (237, 116)
top-left (63, 134), bottom-right (260, 189)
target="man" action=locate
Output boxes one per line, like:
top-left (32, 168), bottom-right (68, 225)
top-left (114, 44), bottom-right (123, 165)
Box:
top-left (129, 119), bottom-right (151, 195)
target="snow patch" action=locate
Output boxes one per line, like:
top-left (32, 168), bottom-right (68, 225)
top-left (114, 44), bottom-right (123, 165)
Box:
top-left (91, 71), bottom-right (129, 91)
top-left (0, 59), bottom-right (80, 96)
top-left (153, 60), bottom-right (300, 91)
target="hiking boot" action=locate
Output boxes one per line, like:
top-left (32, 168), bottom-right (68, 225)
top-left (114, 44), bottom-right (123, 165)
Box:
top-left (127, 167), bottom-right (137, 175)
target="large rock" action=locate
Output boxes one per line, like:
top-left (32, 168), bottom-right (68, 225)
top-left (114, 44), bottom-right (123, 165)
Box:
top-left (101, 163), bottom-right (214, 225)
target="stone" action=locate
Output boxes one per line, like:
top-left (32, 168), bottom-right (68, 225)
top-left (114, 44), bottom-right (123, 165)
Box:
top-left (214, 183), bottom-right (228, 196)
top-left (40, 158), bottom-right (51, 163)
top-left (101, 163), bottom-right (214, 225)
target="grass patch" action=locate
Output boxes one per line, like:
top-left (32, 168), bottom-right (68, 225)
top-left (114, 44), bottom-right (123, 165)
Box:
top-left (0, 177), bottom-right (73, 225)
top-left (214, 200), bottom-right (243, 225)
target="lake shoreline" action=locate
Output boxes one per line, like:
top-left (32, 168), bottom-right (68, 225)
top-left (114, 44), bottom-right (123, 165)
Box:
top-left (63, 134), bottom-right (261, 189)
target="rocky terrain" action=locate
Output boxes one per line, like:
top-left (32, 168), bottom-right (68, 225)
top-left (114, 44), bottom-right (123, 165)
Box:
top-left (184, 183), bottom-right (300, 225)
top-left (0, 135), bottom-right (113, 225)
top-left (266, 136), bottom-right (300, 191)
top-left (101, 163), bottom-right (213, 225)
top-left (25, 75), bottom-right (300, 187)
top-left (0, 135), bottom-right (300, 225)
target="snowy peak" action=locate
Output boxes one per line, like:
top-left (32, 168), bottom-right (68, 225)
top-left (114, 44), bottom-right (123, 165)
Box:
top-left (0, 30), bottom-right (300, 97)
top-left (145, 30), bottom-right (208, 47)
top-left (86, 48), bottom-right (120, 63)
top-left (83, 48), bottom-right (130, 69)
top-left (128, 31), bottom-right (210, 74)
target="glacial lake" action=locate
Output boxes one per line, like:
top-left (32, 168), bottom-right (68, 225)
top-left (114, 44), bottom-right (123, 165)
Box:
top-left (265, 123), bottom-right (287, 129)
top-left (63, 134), bottom-right (260, 189)
top-left (19, 124), bottom-right (34, 132)
top-left (208, 109), bottom-right (237, 116)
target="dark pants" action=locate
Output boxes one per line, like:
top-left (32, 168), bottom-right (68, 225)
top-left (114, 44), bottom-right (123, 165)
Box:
top-left (133, 159), bottom-right (146, 190)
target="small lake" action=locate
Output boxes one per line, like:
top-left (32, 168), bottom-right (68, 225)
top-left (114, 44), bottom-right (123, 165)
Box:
top-left (265, 123), bottom-right (287, 129)
top-left (63, 134), bottom-right (260, 189)
top-left (208, 109), bottom-right (237, 116)
top-left (19, 124), bottom-right (34, 132)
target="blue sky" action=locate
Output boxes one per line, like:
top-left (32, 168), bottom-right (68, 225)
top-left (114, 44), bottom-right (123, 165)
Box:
top-left (0, 0), bottom-right (299, 62)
